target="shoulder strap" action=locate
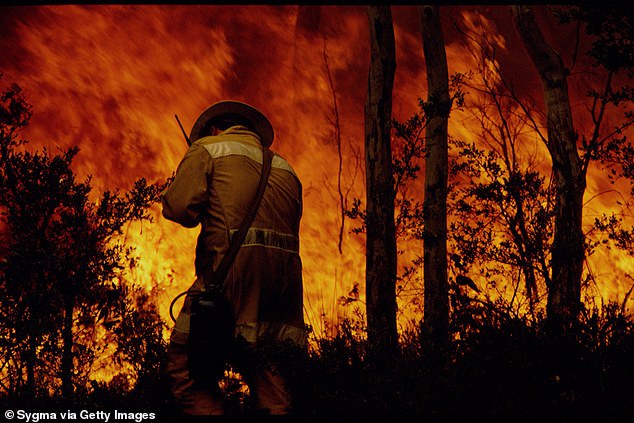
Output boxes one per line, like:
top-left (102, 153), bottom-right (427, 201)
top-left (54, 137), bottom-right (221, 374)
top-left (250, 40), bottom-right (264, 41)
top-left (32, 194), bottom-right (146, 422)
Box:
top-left (204, 146), bottom-right (274, 292)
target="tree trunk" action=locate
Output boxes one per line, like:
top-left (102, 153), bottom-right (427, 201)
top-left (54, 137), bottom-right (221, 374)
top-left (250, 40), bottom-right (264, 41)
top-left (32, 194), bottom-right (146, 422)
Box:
top-left (365, 5), bottom-right (398, 355)
top-left (24, 341), bottom-right (36, 399)
top-left (61, 296), bottom-right (74, 399)
top-left (512, 5), bottom-right (586, 332)
top-left (419, 5), bottom-right (451, 352)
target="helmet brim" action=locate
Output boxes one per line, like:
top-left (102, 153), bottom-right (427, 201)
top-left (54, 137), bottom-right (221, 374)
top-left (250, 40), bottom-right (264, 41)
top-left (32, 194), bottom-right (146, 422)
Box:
top-left (189, 101), bottom-right (274, 147)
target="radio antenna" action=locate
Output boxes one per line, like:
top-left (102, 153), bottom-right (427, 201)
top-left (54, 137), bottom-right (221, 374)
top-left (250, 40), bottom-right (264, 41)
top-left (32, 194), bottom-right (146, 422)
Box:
top-left (174, 114), bottom-right (190, 145)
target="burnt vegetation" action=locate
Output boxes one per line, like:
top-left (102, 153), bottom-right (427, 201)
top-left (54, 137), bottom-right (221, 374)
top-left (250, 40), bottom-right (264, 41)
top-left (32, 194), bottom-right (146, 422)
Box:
top-left (2, 4), bottom-right (634, 418)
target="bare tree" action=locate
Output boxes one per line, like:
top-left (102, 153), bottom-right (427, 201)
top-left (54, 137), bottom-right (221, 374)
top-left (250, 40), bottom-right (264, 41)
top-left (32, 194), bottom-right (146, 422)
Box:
top-left (365, 5), bottom-right (398, 354)
top-left (449, 17), bottom-right (555, 315)
top-left (419, 5), bottom-right (451, 350)
top-left (511, 5), bottom-right (634, 331)
top-left (512, 5), bottom-right (586, 332)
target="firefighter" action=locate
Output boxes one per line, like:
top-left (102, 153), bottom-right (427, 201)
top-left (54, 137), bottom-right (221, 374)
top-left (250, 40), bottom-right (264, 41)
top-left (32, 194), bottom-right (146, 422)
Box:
top-left (162, 101), bottom-right (306, 415)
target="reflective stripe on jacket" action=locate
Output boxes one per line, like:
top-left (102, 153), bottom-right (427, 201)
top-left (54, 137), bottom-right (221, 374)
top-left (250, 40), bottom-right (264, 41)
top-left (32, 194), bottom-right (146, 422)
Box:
top-left (162, 126), bottom-right (306, 346)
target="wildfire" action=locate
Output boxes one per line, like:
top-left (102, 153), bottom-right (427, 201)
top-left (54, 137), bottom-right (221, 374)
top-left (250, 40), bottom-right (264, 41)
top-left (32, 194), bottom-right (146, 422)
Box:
top-left (1, 4), bottom-right (632, 350)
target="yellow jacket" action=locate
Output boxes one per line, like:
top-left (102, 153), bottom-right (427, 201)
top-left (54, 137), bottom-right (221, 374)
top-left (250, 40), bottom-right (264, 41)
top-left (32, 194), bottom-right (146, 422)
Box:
top-left (162, 126), bottom-right (306, 346)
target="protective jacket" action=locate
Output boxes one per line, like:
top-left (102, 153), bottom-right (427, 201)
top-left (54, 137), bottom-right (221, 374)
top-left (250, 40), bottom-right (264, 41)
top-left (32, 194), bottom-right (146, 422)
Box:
top-left (162, 126), bottom-right (306, 346)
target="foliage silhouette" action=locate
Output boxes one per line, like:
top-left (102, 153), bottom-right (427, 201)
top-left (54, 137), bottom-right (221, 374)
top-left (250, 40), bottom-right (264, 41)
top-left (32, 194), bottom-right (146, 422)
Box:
top-left (274, 291), bottom-right (634, 417)
top-left (0, 78), bottom-right (168, 407)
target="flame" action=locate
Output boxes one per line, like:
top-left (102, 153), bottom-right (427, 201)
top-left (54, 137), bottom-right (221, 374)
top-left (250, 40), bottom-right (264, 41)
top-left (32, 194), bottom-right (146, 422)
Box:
top-left (1, 5), bottom-right (633, 358)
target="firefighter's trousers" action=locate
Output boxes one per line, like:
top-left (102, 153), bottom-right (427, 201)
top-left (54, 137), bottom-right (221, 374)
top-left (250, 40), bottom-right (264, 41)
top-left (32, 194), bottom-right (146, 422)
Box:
top-left (165, 341), bottom-right (292, 415)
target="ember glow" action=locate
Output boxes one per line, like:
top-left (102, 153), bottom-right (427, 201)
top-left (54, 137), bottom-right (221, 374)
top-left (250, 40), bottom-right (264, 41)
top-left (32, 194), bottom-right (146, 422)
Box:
top-left (1, 4), bottom-right (633, 344)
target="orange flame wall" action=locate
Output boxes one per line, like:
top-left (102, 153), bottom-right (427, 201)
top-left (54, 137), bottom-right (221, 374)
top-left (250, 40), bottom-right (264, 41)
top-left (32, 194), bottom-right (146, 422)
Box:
top-left (1, 5), bottom-right (632, 338)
